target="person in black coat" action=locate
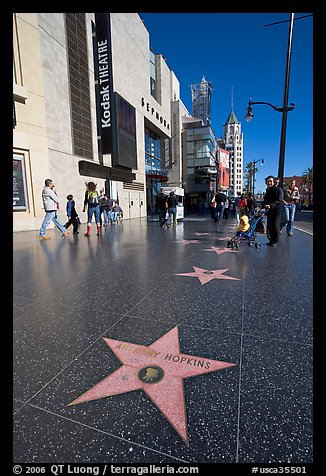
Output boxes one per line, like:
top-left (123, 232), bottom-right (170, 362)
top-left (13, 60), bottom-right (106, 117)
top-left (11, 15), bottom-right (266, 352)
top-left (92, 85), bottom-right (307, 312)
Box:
top-left (262, 175), bottom-right (284, 247)
top-left (157, 188), bottom-right (168, 227)
top-left (167, 191), bottom-right (178, 226)
top-left (246, 192), bottom-right (256, 217)
top-left (214, 189), bottom-right (227, 223)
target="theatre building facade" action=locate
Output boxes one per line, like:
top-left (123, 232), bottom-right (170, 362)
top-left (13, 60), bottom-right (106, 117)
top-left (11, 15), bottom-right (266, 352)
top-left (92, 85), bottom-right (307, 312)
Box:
top-left (13, 13), bottom-right (187, 231)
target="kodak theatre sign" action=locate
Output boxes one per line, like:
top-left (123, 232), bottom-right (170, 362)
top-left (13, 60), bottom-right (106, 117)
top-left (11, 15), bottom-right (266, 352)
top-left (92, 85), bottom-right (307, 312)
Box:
top-left (98, 40), bottom-right (111, 128)
top-left (95, 13), bottom-right (115, 155)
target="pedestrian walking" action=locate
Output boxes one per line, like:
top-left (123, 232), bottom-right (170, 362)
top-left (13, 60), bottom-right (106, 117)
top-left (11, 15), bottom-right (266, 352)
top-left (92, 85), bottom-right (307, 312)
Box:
top-left (157, 188), bottom-right (169, 228)
top-left (234, 193), bottom-right (241, 224)
top-left (83, 182), bottom-right (101, 236)
top-left (167, 191), bottom-right (178, 226)
top-left (100, 193), bottom-right (112, 226)
top-left (223, 197), bottom-right (229, 219)
top-left (64, 194), bottom-right (80, 235)
top-left (109, 201), bottom-right (123, 224)
top-left (39, 179), bottom-right (71, 240)
top-left (214, 189), bottom-right (227, 223)
top-left (238, 193), bottom-right (248, 218)
top-left (246, 192), bottom-right (256, 218)
top-left (98, 190), bottom-right (105, 226)
top-left (209, 195), bottom-right (216, 221)
top-left (280, 179), bottom-right (300, 236)
top-left (262, 175), bottom-right (284, 247)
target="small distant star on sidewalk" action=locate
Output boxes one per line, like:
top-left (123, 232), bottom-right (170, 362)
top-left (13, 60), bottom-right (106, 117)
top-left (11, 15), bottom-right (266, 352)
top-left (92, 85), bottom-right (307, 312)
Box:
top-left (175, 266), bottom-right (240, 285)
top-left (202, 246), bottom-right (239, 255)
top-left (68, 326), bottom-right (236, 444)
top-left (215, 236), bottom-right (232, 241)
top-left (177, 239), bottom-right (201, 244)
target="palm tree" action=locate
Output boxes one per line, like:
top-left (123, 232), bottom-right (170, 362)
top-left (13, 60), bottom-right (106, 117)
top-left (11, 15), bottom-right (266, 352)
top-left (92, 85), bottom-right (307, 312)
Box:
top-left (244, 162), bottom-right (258, 195)
top-left (302, 166), bottom-right (313, 205)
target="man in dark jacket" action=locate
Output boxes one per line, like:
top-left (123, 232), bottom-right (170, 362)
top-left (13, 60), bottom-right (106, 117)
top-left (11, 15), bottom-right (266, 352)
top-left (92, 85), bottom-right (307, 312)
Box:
top-left (214, 189), bottom-right (227, 223)
top-left (157, 188), bottom-right (168, 227)
top-left (262, 175), bottom-right (284, 247)
top-left (167, 191), bottom-right (178, 226)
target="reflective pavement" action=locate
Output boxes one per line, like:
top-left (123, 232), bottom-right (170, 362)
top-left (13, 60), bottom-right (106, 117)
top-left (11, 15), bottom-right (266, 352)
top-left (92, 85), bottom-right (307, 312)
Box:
top-left (13, 215), bottom-right (313, 465)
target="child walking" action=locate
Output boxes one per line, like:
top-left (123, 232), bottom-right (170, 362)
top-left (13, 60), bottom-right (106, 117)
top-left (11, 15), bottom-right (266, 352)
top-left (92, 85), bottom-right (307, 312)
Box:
top-left (64, 194), bottom-right (80, 235)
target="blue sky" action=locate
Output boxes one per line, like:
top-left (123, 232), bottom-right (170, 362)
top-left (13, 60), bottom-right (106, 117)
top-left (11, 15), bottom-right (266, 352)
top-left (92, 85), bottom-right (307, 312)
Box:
top-left (139, 13), bottom-right (313, 194)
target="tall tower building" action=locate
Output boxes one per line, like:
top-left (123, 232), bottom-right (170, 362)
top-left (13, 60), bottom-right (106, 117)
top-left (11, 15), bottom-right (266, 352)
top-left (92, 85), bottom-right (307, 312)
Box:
top-left (223, 110), bottom-right (244, 197)
top-left (191, 76), bottom-right (212, 126)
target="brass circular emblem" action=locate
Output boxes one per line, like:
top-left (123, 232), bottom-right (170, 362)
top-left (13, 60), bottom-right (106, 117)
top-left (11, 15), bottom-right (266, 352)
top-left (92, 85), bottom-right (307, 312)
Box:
top-left (138, 366), bottom-right (165, 384)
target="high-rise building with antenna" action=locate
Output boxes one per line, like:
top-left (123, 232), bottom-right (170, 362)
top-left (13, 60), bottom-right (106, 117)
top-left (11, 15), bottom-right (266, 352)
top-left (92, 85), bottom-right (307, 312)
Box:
top-left (190, 76), bottom-right (212, 126)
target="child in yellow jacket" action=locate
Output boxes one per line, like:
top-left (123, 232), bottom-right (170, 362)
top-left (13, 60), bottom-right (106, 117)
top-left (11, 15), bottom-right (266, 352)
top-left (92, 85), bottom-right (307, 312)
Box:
top-left (237, 215), bottom-right (250, 233)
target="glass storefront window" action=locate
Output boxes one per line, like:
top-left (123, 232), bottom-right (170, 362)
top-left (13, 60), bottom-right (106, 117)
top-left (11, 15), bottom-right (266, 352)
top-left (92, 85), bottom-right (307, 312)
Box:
top-left (149, 51), bottom-right (157, 101)
top-left (145, 127), bottom-right (165, 215)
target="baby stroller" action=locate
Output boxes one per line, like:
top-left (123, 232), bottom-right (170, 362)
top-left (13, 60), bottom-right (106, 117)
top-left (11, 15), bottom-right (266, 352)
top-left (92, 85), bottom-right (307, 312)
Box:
top-left (116, 212), bottom-right (123, 224)
top-left (227, 209), bottom-right (265, 249)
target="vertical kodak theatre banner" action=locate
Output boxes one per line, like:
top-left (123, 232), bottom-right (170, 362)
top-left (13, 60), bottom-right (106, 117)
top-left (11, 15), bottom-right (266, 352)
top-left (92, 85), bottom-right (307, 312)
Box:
top-left (94, 13), bottom-right (116, 155)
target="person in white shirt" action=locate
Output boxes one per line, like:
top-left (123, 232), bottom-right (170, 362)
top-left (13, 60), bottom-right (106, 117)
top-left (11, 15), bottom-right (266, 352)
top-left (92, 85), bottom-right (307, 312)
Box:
top-left (39, 179), bottom-right (71, 240)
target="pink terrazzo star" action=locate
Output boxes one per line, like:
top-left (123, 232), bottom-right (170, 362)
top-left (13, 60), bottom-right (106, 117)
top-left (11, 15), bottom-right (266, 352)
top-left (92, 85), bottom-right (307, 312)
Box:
top-left (175, 266), bottom-right (240, 285)
top-left (177, 239), bottom-right (201, 244)
top-left (202, 246), bottom-right (239, 255)
top-left (215, 236), bottom-right (232, 241)
top-left (69, 326), bottom-right (235, 444)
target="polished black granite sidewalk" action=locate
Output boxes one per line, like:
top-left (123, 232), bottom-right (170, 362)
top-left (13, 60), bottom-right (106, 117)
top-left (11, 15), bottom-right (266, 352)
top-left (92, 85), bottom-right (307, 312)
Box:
top-left (13, 216), bottom-right (313, 464)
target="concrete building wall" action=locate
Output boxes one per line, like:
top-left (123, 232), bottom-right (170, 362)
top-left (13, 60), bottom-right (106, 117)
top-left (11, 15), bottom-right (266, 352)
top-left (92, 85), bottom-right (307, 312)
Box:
top-left (110, 13), bottom-right (150, 213)
top-left (13, 13), bottom-right (51, 232)
top-left (38, 13), bottom-right (104, 225)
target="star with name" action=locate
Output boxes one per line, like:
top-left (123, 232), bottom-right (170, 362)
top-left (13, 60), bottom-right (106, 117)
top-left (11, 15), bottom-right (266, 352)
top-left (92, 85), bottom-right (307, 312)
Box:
top-left (175, 266), bottom-right (240, 285)
top-left (69, 326), bottom-right (236, 444)
top-left (202, 246), bottom-right (239, 255)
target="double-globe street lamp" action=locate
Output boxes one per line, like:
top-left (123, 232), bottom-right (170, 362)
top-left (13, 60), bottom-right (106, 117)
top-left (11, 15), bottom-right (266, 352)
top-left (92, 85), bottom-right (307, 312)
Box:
top-left (245, 13), bottom-right (295, 190)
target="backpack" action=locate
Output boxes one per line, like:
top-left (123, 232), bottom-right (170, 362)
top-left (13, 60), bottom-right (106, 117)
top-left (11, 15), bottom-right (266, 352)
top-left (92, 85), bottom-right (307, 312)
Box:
top-left (87, 191), bottom-right (99, 206)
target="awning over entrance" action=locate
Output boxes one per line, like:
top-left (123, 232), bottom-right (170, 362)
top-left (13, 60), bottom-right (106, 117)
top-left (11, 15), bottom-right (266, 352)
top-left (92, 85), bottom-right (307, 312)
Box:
top-left (79, 160), bottom-right (136, 182)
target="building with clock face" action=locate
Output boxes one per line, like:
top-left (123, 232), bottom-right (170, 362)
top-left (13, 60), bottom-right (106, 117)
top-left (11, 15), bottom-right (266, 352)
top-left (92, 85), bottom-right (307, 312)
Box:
top-left (223, 110), bottom-right (244, 197)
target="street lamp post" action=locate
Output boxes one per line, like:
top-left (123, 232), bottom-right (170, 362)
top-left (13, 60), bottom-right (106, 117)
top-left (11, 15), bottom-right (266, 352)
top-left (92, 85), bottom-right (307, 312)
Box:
top-left (245, 100), bottom-right (295, 119)
top-left (250, 159), bottom-right (264, 198)
top-left (245, 13), bottom-right (295, 189)
top-left (278, 12), bottom-right (295, 188)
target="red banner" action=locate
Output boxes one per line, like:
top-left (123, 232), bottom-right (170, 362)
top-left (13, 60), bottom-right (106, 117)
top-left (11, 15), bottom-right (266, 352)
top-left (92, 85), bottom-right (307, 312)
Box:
top-left (218, 149), bottom-right (230, 189)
